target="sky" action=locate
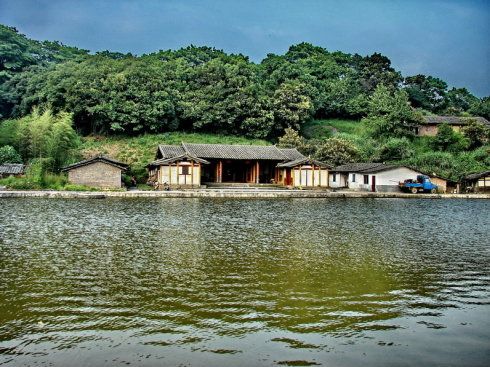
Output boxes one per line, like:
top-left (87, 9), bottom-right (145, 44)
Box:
top-left (1, 0), bottom-right (489, 96)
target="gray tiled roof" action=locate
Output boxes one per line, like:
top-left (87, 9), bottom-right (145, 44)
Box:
top-left (278, 148), bottom-right (305, 161)
top-left (0, 164), bottom-right (26, 175)
top-left (61, 155), bottom-right (128, 172)
top-left (333, 163), bottom-right (398, 173)
top-left (277, 157), bottom-right (332, 168)
top-left (465, 170), bottom-right (490, 181)
top-left (157, 143), bottom-right (306, 161)
top-left (149, 154), bottom-right (210, 166)
top-left (158, 145), bottom-right (186, 159)
top-left (180, 142), bottom-right (294, 160)
top-left (152, 143), bottom-right (332, 168)
top-left (424, 116), bottom-right (489, 125)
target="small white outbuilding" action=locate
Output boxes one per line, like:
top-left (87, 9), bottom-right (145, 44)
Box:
top-left (329, 163), bottom-right (422, 192)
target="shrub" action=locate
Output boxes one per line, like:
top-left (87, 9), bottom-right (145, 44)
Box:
top-left (430, 123), bottom-right (468, 152)
top-left (0, 176), bottom-right (41, 190)
top-left (277, 128), bottom-right (306, 149)
top-left (0, 145), bottom-right (22, 164)
top-left (41, 173), bottom-right (68, 190)
top-left (462, 120), bottom-right (490, 149)
top-left (314, 137), bottom-right (360, 166)
top-left (378, 137), bottom-right (414, 161)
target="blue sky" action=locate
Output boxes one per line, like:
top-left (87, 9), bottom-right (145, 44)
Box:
top-left (1, 0), bottom-right (489, 96)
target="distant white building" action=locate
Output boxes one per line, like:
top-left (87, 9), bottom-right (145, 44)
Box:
top-left (329, 163), bottom-right (422, 192)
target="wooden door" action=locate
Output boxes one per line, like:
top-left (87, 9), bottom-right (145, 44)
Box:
top-left (371, 175), bottom-right (376, 192)
top-left (285, 169), bottom-right (292, 185)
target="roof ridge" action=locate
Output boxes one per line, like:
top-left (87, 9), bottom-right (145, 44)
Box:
top-left (272, 144), bottom-right (289, 160)
top-left (181, 141), bottom-right (190, 155)
top-left (61, 155), bottom-right (128, 172)
top-left (184, 142), bottom-right (275, 148)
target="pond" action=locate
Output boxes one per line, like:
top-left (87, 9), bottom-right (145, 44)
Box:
top-left (0, 198), bottom-right (489, 366)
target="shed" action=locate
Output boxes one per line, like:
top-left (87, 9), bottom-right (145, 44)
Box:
top-left (0, 164), bottom-right (26, 178)
top-left (330, 163), bottom-right (422, 192)
top-left (61, 156), bottom-right (128, 189)
top-left (464, 171), bottom-right (490, 193)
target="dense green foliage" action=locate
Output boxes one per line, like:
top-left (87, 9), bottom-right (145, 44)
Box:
top-left (1, 25), bottom-right (485, 138)
top-left (430, 123), bottom-right (468, 153)
top-left (462, 120), bottom-right (490, 149)
top-left (0, 25), bottom-right (489, 187)
top-left (0, 144), bottom-right (22, 164)
top-left (363, 85), bottom-right (422, 139)
top-left (0, 25), bottom-right (89, 118)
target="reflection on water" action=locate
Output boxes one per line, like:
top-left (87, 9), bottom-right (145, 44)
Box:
top-left (0, 198), bottom-right (489, 366)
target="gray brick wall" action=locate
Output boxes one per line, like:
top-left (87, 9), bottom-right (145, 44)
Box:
top-left (67, 162), bottom-right (122, 189)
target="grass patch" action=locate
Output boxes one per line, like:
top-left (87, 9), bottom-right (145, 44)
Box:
top-left (301, 119), bottom-right (364, 139)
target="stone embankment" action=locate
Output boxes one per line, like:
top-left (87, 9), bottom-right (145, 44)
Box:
top-left (0, 189), bottom-right (489, 199)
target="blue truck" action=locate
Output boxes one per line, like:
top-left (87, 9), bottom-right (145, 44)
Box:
top-left (399, 175), bottom-right (438, 194)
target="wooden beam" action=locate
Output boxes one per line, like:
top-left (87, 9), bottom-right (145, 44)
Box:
top-left (176, 162), bottom-right (180, 185)
top-left (256, 161), bottom-right (260, 184)
top-left (197, 163), bottom-right (201, 186)
top-left (218, 160), bottom-right (223, 183)
top-left (190, 161), bottom-right (193, 186)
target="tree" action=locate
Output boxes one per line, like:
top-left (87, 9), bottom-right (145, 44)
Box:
top-left (277, 128), bottom-right (306, 149)
top-left (353, 52), bottom-right (402, 93)
top-left (0, 108), bottom-right (80, 170)
top-left (314, 138), bottom-right (360, 166)
top-left (403, 74), bottom-right (447, 112)
top-left (461, 120), bottom-right (490, 149)
top-left (469, 96), bottom-right (490, 120)
top-left (378, 137), bottom-right (414, 161)
top-left (0, 145), bottom-right (22, 164)
top-left (272, 81), bottom-right (313, 133)
top-left (363, 84), bottom-right (421, 139)
top-left (430, 123), bottom-right (468, 152)
top-left (0, 25), bottom-right (88, 118)
top-left (8, 57), bottom-right (180, 134)
top-left (444, 87), bottom-right (479, 115)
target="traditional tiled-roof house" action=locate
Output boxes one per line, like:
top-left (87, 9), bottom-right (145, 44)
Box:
top-left (329, 163), bottom-right (422, 192)
top-left (417, 116), bottom-right (489, 136)
top-left (147, 143), bottom-right (330, 189)
top-left (62, 155), bottom-right (128, 189)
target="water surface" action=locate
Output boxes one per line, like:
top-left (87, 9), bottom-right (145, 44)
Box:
top-left (0, 198), bottom-right (489, 366)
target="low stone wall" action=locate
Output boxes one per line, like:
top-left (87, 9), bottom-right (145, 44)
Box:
top-left (0, 189), bottom-right (489, 199)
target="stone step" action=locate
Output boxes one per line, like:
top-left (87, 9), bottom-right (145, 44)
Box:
top-left (204, 182), bottom-right (287, 189)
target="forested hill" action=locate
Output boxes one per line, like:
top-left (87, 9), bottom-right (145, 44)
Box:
top-left (0, 24), bottom-right (489, 185)
top-left (1, 24), bottom-right (488, 139)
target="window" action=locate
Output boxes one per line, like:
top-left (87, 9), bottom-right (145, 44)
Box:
top-left (332, 173), bottom-right (336, 182)
top-left (181, 166), bottom-right (189, 175)
top-left (352, 173), bottom-right (356, 182)
top-left (364, 175), bottom-right (369, 184)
